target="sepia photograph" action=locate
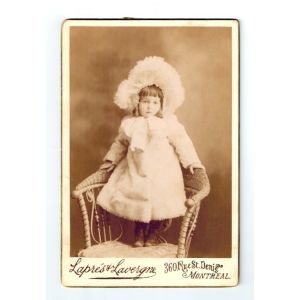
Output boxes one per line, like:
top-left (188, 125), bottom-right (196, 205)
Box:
top-left (61, 19), bottom-right (239, 287)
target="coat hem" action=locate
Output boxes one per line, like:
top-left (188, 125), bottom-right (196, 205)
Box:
top-left (98, 201), bottom-right (186, 223)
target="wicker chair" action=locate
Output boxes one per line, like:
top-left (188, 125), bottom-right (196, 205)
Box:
top-left (72, 167), bottom-right (210, 258)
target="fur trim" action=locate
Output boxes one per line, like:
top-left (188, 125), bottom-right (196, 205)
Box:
top-left (114, 57), bottom-right (185, 116)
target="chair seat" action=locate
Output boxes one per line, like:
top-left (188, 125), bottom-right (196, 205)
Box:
top-left (78, 240), bottom-right (178, 258)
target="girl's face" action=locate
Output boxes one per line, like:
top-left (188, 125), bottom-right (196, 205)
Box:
top-left (138, 96), bottom-right (161, 118)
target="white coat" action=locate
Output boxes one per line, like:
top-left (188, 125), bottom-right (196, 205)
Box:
top-left (97, 115), bottom-right (203, 223)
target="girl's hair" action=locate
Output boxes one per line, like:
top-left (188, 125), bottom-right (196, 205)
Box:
top-left (138, 85), bottom-right (164, 104)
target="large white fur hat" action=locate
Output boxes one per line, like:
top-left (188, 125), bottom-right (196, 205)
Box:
top-left (114, 56), bottom-right (185, 116)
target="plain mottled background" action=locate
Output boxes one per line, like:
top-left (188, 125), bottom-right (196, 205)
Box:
top-left (70, 26), bottom-right (232, 257)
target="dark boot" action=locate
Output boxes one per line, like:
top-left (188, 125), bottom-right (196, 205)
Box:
top-left (133, 222), bottom-right (147, 247)
top-left (145, 220), bottom-right (161, 247)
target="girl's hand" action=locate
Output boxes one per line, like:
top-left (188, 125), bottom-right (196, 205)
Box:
top-left (99, 161), bottom-right (116, 172)
top-left (106, 164), bottom-right (116, 172)
top-left (188, 163), bottom-right (198, 175)
top-left (188, 165), bottom-right (194, 174)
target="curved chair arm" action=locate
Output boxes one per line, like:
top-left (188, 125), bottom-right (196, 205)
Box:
top-left (71, 170), bottom-right (113, 248)
top-left (186, 171), bottom-right (210, 206)
top-left (72, 170), bottom-right (112, 198)
top-left (177, 169), bottom-right (210, 258)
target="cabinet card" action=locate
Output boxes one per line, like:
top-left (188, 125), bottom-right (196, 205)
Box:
top-left (61, 19), bottom-right (239, 287)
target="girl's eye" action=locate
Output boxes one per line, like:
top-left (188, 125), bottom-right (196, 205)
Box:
top-left (140, 98), bottom-right (159, 104)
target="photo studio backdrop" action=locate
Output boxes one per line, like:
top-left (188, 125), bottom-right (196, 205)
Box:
top-left (69, 25), bottom-right (232, 258)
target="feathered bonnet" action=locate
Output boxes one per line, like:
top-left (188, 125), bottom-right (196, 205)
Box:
top-left (114, 56), bottom-right (185, 116)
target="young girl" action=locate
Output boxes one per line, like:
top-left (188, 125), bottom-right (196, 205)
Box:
top-left (97, 57), bottom-right (206, 247)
